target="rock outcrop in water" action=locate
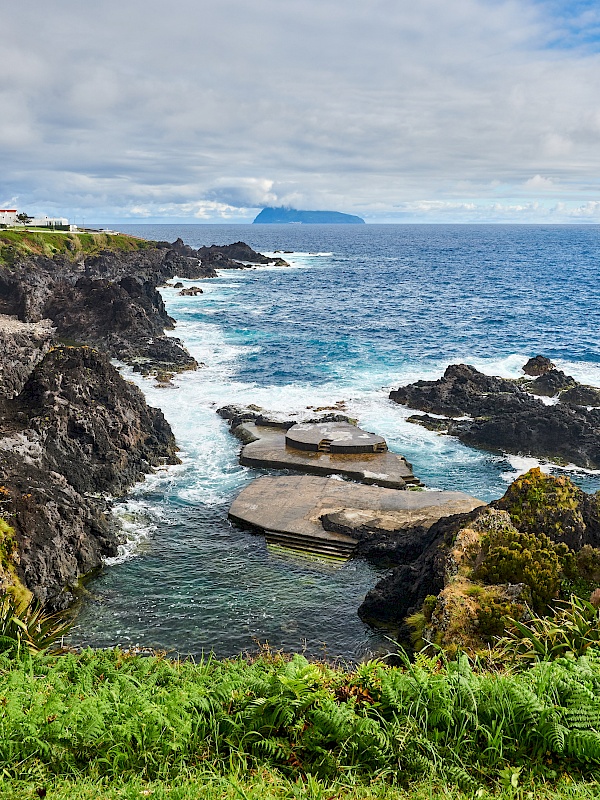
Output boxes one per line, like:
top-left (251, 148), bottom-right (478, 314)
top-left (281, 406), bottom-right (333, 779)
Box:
top-left (391, 361), bottom-right (600, 469)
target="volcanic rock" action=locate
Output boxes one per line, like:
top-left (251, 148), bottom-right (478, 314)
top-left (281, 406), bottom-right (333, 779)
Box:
top-left (528, 369), bottom-right (576, 397)
top-left (178, 286), bottom-right (203, 296)
top-left (560, 385), bottom-right (600, 407)
top-left (0, 346), bottom-right (179, 609)
top-left (523, 355), bottom-right (555, 376)
top-left (358, 509), bottom-right (481, 628)
top-left (0, 317), bottom-right (55, 399)
top-left (392, 363), bottom-right (600, 469)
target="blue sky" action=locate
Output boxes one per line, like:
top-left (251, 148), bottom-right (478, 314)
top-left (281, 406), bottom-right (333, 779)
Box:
top-left (1, 0), bottom-right (600, 223)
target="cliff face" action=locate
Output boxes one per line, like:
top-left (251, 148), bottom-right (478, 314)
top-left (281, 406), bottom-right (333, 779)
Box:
top-left (0, 345), bottom-right (179, 609)
top-left (0, 317), bottom-right (55, 399)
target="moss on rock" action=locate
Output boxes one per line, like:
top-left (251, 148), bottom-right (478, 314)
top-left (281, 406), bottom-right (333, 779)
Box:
top-left (0, 515), bottom-right (31, 607)
top-left (495, 467), bottom-right (600, 550)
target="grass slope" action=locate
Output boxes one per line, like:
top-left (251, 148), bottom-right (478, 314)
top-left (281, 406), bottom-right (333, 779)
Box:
top-left (0, 229), bottom-right (152, 266)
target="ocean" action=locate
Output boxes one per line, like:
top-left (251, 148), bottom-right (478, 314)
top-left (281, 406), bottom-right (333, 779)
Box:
top-left (69, 223), bottom-right (600, 661)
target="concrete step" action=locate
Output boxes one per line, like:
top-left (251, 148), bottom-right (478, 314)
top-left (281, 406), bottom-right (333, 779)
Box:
top-left (264, 529), bottom-right (356, 559)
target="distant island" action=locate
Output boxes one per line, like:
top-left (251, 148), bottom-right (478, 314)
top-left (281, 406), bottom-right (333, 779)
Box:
top-left (253, 207), bottom-right (365, 224)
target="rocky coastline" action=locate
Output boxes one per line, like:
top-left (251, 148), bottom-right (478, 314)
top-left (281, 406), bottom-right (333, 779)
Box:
top-left (390, 359), bottom-right (600, 469)
top-left (0, 232), bottom-right (283, 610)
top-left (3, 229), bottom-right (600, 660)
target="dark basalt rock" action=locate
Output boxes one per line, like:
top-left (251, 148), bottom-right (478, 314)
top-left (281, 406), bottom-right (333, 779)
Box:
top-left (0, 237), bottom-right (279, 609)
top-left (321, 513), bottom-right (443, 567)
top-left (358, 510), bottom-right (481, 629)
top-left (560, 385), bottom-right (600, 407)
top-left (394, 363), bottom-right (600, 470)
top-left (390, 364), bottom-right (520, 418)
top-left (0, 319), bottom-right (55, 399)
top-left (197, 241), bottom-right (289, 267)
top-left (14, 347), bottom-right (178, 495)
top-left (528, 369), bottom-right (576, 397)
top-left (523, 355), bottom-right (555, 376)
top-left (0, 239), bottom-right (278, 375)
top-left (178, 286), bottom-right (203, 296)
top-left (407, 414), bottom-right (450, 432)
top-left (0, 346), bottom-right (179, 609)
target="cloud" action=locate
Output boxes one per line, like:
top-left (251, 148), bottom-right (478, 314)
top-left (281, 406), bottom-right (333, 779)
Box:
top-left (1, 0), bottom-right (600, 221)
top-left (523, 174), bottom-right (555, 189)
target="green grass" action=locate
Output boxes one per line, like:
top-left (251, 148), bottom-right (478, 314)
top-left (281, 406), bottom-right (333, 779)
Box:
top-left (2, 771), bottom-right (599, 800)
top-left (3, 646), bottom-right (600, 796)
top-left (0, 229), bottom-right (153, 266)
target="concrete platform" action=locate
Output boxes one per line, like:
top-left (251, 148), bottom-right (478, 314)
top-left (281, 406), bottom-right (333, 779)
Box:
top-left (285, 421), bottom-right (387, 453)
top-left (229, 475), bottom-right (485, 559)
top-left (238, 423), bottom-right (418, 489)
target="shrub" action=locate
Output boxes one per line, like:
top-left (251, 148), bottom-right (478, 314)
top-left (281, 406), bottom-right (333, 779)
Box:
top-left (473, 525), bottom-right (574, 614)
top-left (495, 467), bottom-right (593, 548)
top-left (0, 593), bottom-right (71, 657)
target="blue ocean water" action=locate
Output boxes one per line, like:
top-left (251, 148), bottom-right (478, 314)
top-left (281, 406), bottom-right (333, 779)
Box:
top-left (71, 224), bottom-right (600, 661)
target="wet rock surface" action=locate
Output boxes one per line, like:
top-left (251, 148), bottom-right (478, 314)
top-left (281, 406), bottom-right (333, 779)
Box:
top-left (522, 355), bottom-right (555, 376)
top-left (0, 345), bottom-right (179, 609)
top-left (391, 362), bottom-right (600, 469)
top-left (358, 510), bottom-right (480, 629)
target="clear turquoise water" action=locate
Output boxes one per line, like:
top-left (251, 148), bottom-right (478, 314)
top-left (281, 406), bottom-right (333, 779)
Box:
top-left (71, 224), bottom-right (600, 660)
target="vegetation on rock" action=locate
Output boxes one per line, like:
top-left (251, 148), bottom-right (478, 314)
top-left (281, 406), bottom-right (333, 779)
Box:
top-left (0, 230), bottom-right (151, 267)
top-left (407, 471), bottom-right (600, 655)
top-left (495, 467), bottom-right (600, 550)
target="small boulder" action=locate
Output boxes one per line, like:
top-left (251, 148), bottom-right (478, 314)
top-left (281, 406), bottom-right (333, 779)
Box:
top-left (523, 355), bottom-right (556, 376)
top-left (178, 286), bottom-right (203, 296)
top-left (528, 369), bottom-right (576, 397)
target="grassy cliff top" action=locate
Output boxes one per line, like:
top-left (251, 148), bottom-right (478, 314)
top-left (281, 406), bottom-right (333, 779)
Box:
top-left (0, 228), bottom-right (153, 267)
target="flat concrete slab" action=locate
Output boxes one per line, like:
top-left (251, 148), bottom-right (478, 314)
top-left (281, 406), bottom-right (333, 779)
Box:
top-left (238, 423), bottom-right (418, 488)
top-left (229, 475), bottom-right (485, 558)
top-left (286, 422), bottom-right (387, 453)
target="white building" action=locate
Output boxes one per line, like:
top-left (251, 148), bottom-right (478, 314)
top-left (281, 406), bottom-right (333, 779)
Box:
top-left (30, 216), bottom-right (70, 228)
top-left (0, 209), bottom-right (18, 225)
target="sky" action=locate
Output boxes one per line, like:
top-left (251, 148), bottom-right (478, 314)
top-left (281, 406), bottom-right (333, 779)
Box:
top-left (2, 0), bottom-right (600, 224)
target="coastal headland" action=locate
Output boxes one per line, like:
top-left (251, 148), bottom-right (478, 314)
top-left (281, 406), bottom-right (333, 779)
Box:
top-left (0, 229), bottom-right (286, 609)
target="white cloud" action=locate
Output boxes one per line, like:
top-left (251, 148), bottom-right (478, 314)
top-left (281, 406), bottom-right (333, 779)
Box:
top-left (1, 0), bottom-right (600, 221)
top-left (524, 175), bottom-right (555, 189)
